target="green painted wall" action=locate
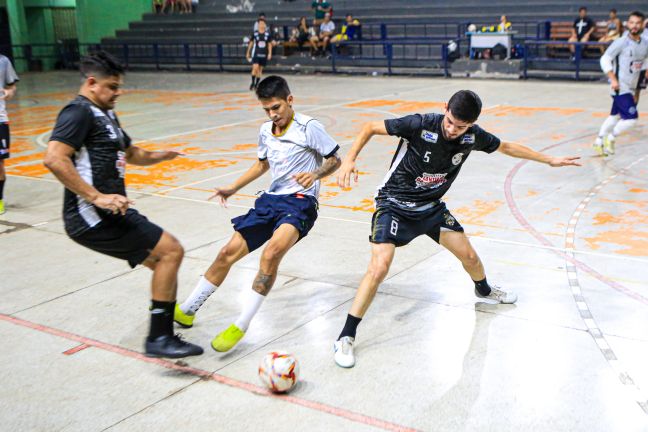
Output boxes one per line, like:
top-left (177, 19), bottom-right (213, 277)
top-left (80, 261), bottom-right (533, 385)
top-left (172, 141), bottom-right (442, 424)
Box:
top-left (76, 0), bottom-right (149, 44)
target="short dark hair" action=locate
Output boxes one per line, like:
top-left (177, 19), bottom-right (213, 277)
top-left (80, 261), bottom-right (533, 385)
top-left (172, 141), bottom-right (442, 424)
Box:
top-left (256, 75), bottom-right (291, 100)
top-left (447, 90), bottom-right (482, 123)
top-left (610, 8), bottom-right (617, 14)
top-left (579, 6), bottom-right (587, 12)
top-left (630, 11), bottom-right (645, 21)
top-left (80, 51), bottom-right (125, 78)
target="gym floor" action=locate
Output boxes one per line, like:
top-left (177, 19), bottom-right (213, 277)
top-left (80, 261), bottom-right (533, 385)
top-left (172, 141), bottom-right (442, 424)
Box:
top-left (1, 71), bottom-right (647, 431)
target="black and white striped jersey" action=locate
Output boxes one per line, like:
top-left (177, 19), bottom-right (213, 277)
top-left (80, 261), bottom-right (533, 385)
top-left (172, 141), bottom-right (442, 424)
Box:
top-left (50, 95), bottom-right (132, 237)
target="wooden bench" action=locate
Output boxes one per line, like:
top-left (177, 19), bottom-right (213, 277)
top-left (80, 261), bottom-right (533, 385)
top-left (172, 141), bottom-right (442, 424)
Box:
top-left (548, 21), bottom-right (607, 58)
top-left (281, 40), bottom-right (325, 56)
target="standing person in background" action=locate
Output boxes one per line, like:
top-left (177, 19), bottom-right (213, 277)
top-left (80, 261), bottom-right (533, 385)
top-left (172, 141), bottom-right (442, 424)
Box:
top-left (311, 0), bottom-right (332, 26)
top-left (594, 11), bottom-right (648, 156)
top-left (497, 15), bottom-right (512, 32)
top-left (247, 19), bottom-right (273, 91)
top-left (0, 53), bottom-right (19, 215)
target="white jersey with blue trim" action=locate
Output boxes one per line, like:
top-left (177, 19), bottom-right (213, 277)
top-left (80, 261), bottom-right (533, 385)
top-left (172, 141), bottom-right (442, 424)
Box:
top-left (600, 33), bottom-right (648, 95)
top-left (257, 112), bottom-right (339, 199)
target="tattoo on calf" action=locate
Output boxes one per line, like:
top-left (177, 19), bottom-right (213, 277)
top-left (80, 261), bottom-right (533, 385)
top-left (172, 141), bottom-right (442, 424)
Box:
top-left (252, 272), bottom-right (276, 296)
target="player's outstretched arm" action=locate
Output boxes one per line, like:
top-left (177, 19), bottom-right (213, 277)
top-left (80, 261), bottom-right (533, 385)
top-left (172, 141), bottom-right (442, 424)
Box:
top-left (338, 121), bottom-right (388, 188)
top-left (294, 152), bottom-right (341, 189)
top-left (209, 159), bottom-right (270, 206)
top-left (125, 145), bottom-right (184, 166)
top-left (44, 141), bottom-right (133, 215)
top-left (498, 141), bottom-right (581, 167)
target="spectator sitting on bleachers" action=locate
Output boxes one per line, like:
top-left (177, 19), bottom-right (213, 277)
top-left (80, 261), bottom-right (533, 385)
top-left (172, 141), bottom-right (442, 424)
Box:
top-left (497, 15), bottom-right (512, 32)
top-left (599, 9), bottom-right (622, 53)
top-left (569, 6), bottom-right (597, 58)
top-left (290, 17), bottom-right (313, 49)
top-left (332, 14), bottom-right (361, 43)
top-left (312, 0), bottom-right (332, 26)
top-left (310, 12), bottom-right (335, 56)
top-left (600, 9), bottom-right (622, 43)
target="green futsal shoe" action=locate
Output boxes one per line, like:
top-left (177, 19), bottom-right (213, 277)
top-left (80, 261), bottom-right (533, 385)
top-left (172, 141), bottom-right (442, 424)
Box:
top-left (211, 324), bottom-right (245, 352)
top-left (174, 304), bottom-right (195, 328)
top-left (603, 136), bottom-right (615, 156)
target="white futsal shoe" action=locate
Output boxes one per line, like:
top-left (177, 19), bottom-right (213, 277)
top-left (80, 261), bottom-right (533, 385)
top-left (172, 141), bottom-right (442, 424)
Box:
top-left (334, 336), bottom-right (356, 368)
top-left (475, 285), bottom-right (518, 304)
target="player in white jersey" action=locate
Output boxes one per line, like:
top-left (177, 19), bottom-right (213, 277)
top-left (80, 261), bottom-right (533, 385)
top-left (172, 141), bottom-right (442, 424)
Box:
top-left (175, 75), bottom-right (341, 352)
top-left (594, 11), bottom-right (648, 156)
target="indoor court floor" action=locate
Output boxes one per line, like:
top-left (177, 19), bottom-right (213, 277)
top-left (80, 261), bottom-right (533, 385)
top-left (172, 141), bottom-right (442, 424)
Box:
top-left (1, 71), bottom-right (647, 431)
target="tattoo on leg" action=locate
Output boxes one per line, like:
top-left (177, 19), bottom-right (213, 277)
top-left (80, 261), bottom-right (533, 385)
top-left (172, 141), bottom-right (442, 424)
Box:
top-left (252, 272), bottom-right (276, 296)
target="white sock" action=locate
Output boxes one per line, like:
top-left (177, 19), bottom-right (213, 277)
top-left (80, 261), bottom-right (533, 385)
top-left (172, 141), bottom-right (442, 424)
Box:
top-left (610, 119), bottom-right (636, 139)
top-left (234, 289), bottom-right (265, 331)
top-left (598, 115), bottom-right (620, 138)
top-left (180, 276), bottom-right (218, 315)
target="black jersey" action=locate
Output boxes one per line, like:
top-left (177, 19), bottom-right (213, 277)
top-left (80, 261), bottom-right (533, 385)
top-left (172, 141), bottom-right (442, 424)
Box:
top-left (250, 30), bottom-right (272, 58)
top-left (377, 113), bottom-right (500, 214)
top-left (50, 95), bottom-right (132, 237)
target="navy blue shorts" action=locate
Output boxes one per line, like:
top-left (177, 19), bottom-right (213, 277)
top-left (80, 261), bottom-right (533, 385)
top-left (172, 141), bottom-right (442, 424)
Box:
top-left (232, 193), bottom-right (318, 252)
top-left (610, 93), bottom-right (638, 120)
top-left (370, 202), bottom-right (464, 246)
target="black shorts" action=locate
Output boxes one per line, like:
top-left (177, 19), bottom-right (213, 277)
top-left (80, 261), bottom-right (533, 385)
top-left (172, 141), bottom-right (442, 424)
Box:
top-left (70, 209), bottom-right (164, 268)
top-left (0, 123), bottom-right (10, 160)
top-left (232, 192), bottom-right (318, 252)
top-left (253, 57), bottom-right (268, 67)
top-left (370, 202), bottom-right (464, 246)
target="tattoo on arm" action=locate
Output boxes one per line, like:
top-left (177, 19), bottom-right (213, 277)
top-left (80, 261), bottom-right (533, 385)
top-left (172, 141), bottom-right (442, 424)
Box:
top-left (252, 272), bottom-right (276, 296)
top-left (313, 153), bottom-right (342, 179)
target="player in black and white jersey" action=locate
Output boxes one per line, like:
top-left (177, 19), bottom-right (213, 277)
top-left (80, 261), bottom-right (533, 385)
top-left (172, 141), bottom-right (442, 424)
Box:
top-left (594, 11), bottom-right (648, 156)
top-left (44, 51), bottom-right (203, 359)
top-left (333, 90), bottom-right (581, 368)
top-left (247, 18), bottom-right (273, 91)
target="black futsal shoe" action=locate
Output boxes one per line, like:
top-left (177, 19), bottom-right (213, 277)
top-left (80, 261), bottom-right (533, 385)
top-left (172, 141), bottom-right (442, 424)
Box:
top-left (145, 334), bottom-right (204, 358)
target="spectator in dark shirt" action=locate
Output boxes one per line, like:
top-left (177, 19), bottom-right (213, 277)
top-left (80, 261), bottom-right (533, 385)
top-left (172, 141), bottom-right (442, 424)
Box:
top-left (312, 0), bottom-right (332, 26)
top-left (568, 6), bottom-right (596, 56)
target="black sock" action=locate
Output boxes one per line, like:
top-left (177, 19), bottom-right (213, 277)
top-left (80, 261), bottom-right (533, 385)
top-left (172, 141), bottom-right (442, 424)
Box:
top-left (255, 76), bottom-right (261, 86)
top-left (0, 179), bottom-right (4, 200)
top-left (338, 314), bottom-right (362, 340)
top-left (474, 278), bottom-right (491, 296)
top-left (148, 300), bottom-right (175, 340)
top-left (251, 75), bottom-right (256, 85)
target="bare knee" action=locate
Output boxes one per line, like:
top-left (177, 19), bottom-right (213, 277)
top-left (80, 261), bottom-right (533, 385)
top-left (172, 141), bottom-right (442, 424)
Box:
top-left (460, 250), bottom-right (480, 269)
top-left (367, 257), bottom-right (390, 282)
top-left (260, 243), bottom-right (283, 267)
top-left (160, 237), bottom-right (184, 264)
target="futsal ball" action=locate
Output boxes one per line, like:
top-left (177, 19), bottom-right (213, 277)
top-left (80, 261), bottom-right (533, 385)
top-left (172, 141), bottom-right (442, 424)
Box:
top-left (258, 351), bottom-right (300, 393)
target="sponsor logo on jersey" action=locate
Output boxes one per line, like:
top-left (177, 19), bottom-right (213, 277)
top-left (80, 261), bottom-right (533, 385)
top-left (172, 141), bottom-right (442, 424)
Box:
top-left (629, 106), bottom-right (637, 114)
top-left (415, 172), bottom-right (448, 189)
top-left (460, 134), bottom-right (475, 144)
top-left (452, 153), bottom-right (464, 165)
top-left (420, 130), bottom-right (438, 143)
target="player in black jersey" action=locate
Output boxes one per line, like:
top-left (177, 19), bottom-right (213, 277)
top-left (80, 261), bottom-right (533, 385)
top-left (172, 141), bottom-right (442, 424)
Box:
top-left (333, 90), bottom-right (581, 368)
top-left (44, 52), bottom-right (203, 359)
top-left (247, 19), bottom-right (273, 91)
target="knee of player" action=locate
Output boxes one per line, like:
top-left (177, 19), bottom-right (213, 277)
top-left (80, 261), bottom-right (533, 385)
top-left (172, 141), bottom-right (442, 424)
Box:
top-left (164, 238), bottom-right (185, 262)
top-left (368, 258), bottom-right (391, 279)
top-left (462, 251), bottom-right (480, 267)
top-left (260, 245), bottom-right (283, 264)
